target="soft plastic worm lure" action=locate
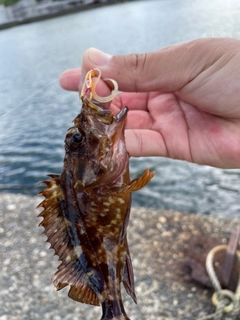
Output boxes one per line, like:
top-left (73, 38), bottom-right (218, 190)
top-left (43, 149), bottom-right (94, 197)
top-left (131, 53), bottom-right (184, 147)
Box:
top-left (80, 68), bottom-right (118, 103)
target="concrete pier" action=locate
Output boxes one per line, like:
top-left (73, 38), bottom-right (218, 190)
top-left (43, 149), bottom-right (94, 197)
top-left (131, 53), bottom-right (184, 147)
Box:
top-left (0, 193), bottom-right (239, 319)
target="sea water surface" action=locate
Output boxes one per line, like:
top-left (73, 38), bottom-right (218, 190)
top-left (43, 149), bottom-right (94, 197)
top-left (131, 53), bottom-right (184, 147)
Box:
top-left (1, 0), bottom-right (240, 217)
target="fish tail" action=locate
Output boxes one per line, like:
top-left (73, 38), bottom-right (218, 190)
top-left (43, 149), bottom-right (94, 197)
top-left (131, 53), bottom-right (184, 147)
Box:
top-left (100, 300), bottom-right (130, 320)
top-left (101, 316), bottom-right (130, 320)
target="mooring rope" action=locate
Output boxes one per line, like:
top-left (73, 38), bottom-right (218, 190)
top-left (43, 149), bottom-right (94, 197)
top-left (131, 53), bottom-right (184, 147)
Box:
top-left (198, 245), bottom-right (240, 320)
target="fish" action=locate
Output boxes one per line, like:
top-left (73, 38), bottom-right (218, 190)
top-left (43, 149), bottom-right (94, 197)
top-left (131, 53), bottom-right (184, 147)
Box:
top-left (37, 69), bottom-right (154, 320)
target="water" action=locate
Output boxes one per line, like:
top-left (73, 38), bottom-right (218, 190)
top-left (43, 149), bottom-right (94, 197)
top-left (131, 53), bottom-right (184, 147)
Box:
top-left (1, 0), bottom-right (240, 217)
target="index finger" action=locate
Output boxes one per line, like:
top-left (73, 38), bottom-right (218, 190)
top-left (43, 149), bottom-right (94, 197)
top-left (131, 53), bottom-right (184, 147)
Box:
top-left (59, 68), bottom-right (81, 91)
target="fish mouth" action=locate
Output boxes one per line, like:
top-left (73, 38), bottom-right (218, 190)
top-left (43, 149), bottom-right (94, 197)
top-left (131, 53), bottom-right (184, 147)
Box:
top-left (84, 98), bottom-right (128, 125)
top-left (114, 106), bottom-right (128, 123)
top-left (84, 98), bottom-right (113, 125)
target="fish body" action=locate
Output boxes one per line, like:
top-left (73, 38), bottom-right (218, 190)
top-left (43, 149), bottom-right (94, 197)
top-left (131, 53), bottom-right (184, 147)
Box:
top-left (38, 90), bottom-right (154, 319)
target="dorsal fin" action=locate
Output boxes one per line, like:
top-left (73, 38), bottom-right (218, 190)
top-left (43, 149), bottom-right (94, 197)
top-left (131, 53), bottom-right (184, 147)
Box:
top-left (37, 175), bottom-right (100, 306)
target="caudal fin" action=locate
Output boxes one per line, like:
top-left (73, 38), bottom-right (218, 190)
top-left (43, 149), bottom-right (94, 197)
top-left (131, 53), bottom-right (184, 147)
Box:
top-left (100, 300), bottom-right (131, 320)
top-left (101, 315), bottom-right (130, 320)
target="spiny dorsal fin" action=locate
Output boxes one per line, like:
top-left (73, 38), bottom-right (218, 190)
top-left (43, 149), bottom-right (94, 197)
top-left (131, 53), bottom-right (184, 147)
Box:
top-left (37, 175), bottom-right (100, 306)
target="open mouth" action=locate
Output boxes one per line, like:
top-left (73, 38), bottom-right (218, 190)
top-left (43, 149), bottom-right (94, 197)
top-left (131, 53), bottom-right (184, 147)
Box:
top-left (84, 98), bottom-right (128, 126)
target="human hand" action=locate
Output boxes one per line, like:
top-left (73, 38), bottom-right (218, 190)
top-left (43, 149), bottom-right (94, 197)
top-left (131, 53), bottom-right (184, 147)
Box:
top-left (60, 38), bottom-right (240, 168)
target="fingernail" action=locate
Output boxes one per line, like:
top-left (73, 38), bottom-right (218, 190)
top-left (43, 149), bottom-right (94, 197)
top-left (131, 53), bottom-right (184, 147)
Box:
top-left (88, 48), bottom-right (112, 66)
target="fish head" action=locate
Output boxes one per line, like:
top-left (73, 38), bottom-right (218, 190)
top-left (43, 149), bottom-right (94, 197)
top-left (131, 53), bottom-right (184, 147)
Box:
top-left (63, 98), bottom-right (129, 189)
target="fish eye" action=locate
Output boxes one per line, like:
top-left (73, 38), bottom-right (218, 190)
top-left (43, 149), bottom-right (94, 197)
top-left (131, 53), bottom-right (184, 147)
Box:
top-left (65, 128), bottom-right (84, 150)
top-left (72, 133), bottom-right (83, 144)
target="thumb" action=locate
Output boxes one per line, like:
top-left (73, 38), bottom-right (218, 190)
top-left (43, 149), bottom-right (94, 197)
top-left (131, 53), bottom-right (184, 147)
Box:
top-left (81, 39), bottom-right (223, 93)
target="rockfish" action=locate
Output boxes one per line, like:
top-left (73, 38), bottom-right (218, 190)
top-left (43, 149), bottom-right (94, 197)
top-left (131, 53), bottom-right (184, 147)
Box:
top-left (37, 69), bottom-right (154, 320)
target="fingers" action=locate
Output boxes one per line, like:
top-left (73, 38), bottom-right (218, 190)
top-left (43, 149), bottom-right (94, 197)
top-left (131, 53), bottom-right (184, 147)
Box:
top-left (112, 92), bottom-right (150, 111)
top-left (59, 69), bottom-right (81, 91)
top-left (60, 38), bottom-right (239, 95)
top-left (125, 110), bottom-right (152, 129)
top-left (125, 129), bottom-right (167, 157)
top-left (59, 68), bottom-right (115, 107)
top-left (81, 39), bottom-right (228, 93)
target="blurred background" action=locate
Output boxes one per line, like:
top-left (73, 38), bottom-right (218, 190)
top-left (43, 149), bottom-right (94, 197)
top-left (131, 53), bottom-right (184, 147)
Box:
top-left (1, 0), bottom-right (240, 217)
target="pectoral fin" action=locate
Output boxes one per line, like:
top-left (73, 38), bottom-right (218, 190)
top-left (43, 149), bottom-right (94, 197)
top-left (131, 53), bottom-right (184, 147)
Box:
top-left (120, 169), bottom-right (154, 193)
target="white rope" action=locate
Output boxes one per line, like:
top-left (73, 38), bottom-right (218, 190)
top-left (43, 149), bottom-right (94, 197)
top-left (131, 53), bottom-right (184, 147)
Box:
top-left (198, 245), bottom-right (240, 320)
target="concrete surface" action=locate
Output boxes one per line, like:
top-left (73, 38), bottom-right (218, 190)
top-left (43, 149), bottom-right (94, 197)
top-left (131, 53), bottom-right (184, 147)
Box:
top-left (0, 193), bottom-right (239, 320)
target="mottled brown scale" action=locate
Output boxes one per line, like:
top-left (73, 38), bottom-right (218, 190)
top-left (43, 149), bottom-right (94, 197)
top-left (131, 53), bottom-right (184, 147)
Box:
top-left (37, 97), bottom-right (154, 320)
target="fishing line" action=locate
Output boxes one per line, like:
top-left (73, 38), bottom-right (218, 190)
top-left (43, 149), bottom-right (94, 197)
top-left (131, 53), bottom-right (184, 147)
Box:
top-left (0, 71), bottom-right (82, 121)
